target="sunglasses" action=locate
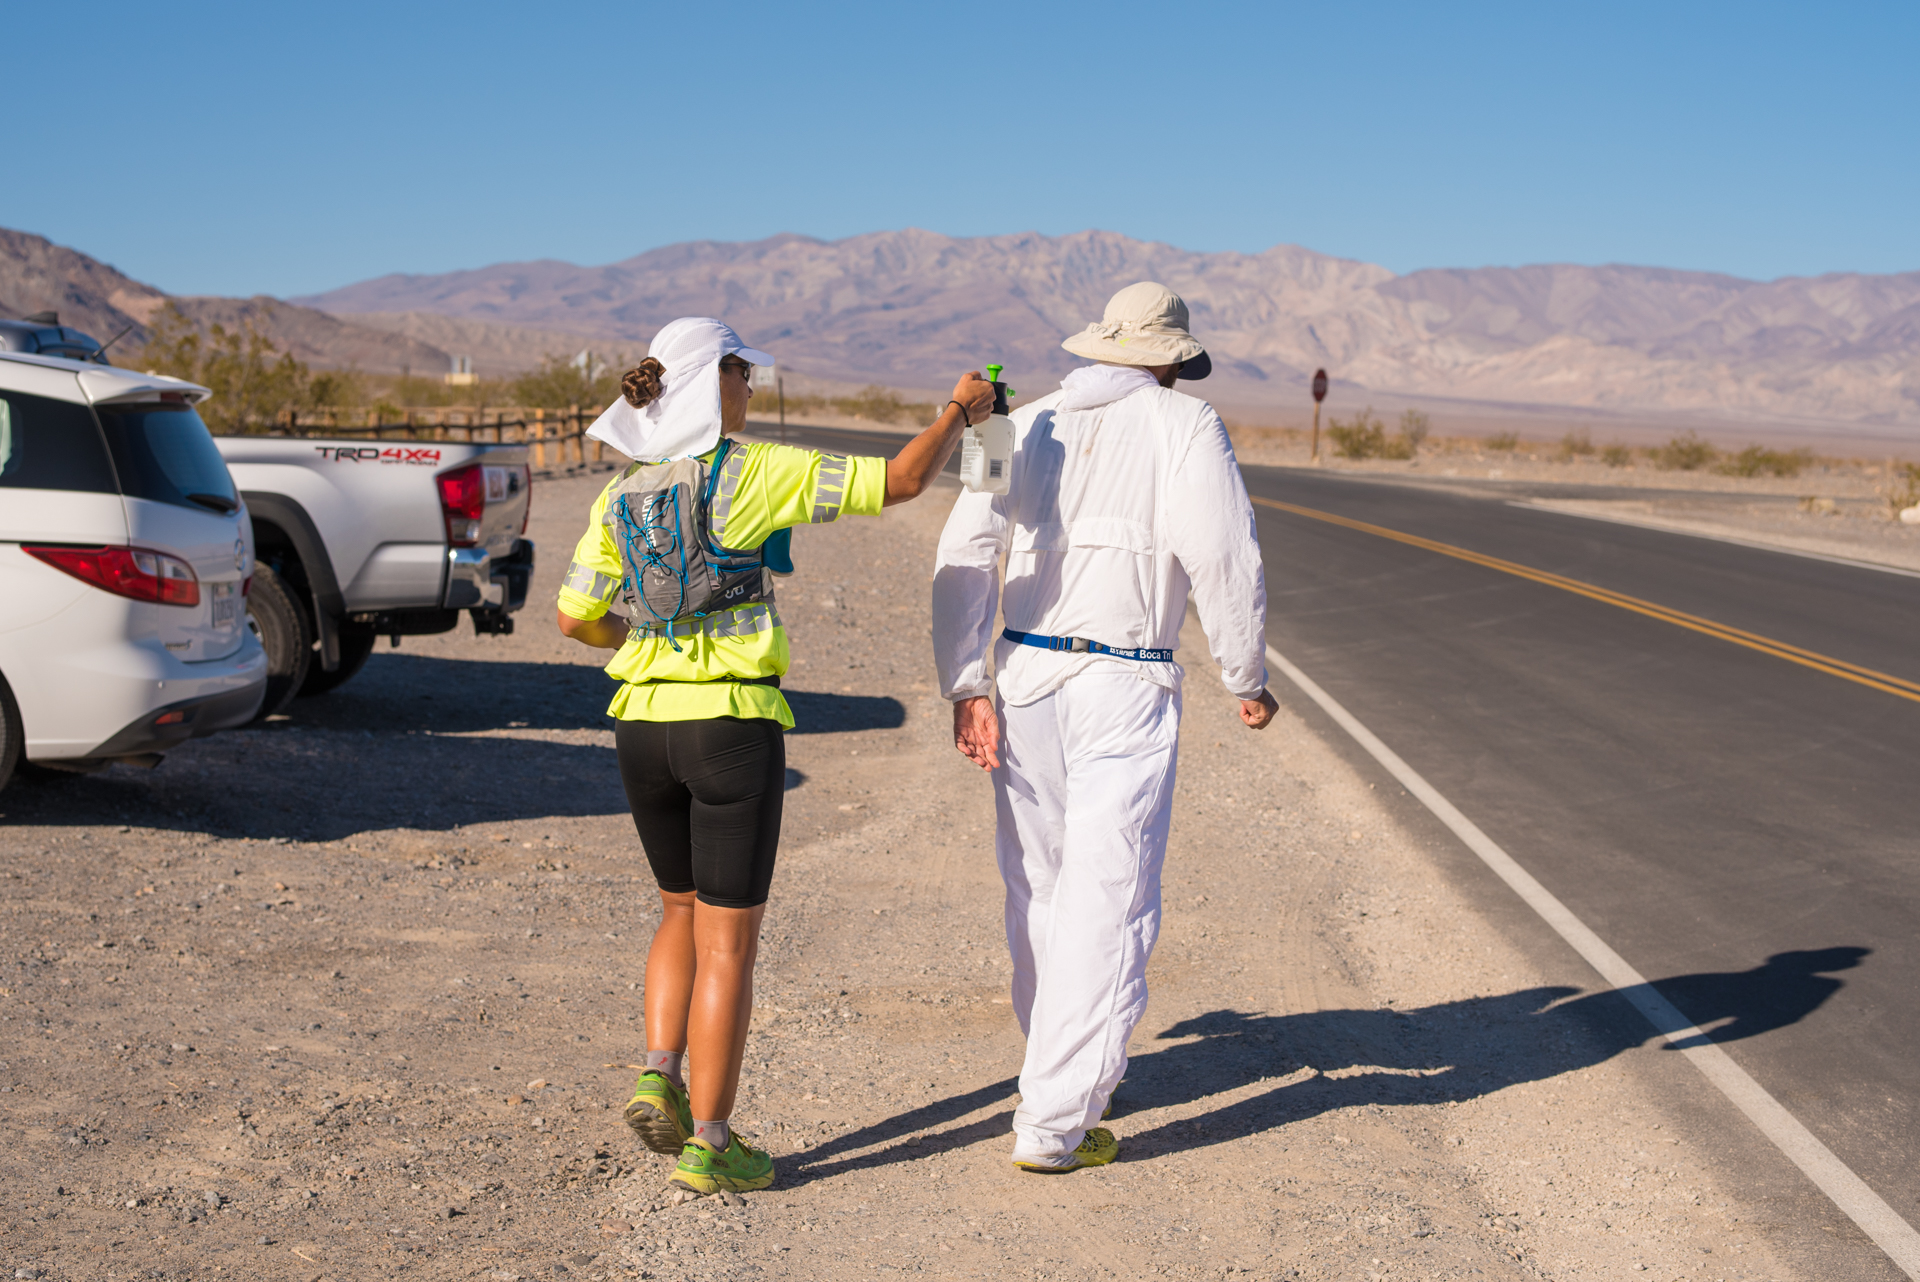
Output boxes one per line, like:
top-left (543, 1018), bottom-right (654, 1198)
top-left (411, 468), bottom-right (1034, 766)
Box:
top-left (720, 358), bottom-right (754, 380)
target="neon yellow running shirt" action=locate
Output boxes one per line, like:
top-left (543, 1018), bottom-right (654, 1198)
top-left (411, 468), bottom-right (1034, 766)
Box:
top-left (556, 440), bottom-right (886, 728)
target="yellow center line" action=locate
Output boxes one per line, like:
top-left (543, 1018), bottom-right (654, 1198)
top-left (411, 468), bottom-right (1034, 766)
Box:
top-left (1251, 495), bottom-right (1920, 706)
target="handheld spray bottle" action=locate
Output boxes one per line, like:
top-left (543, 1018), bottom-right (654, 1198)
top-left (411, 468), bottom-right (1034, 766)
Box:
top-left (958, 363), bottom-right (1015, 494)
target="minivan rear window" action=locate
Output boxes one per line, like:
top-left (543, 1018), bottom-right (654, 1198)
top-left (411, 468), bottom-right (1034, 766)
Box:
top-left (0, 389), bottom-right (118, 493)
top-left (94, 403), bottom-right (238, 513)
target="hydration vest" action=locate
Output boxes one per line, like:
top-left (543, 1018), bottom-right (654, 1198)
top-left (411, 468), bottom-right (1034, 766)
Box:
top-left (601, 438), bottom-right (792, 648)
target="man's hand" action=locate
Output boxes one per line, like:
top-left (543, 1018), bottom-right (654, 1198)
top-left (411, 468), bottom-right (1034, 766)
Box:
top-left (953, 695), bottom-right (1002, 771)
top-left (1240, 689), bottom-right (1279, 730)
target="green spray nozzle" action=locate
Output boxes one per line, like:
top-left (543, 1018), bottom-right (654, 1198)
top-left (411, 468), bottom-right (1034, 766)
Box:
top-left (985, 363), bottom-right (1011, 417)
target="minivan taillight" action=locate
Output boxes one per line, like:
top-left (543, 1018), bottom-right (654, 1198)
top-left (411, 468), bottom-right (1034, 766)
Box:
top-left (436, 463), bottom-right (485, 547)
top-left (25, 544), bottom-right (201, 606)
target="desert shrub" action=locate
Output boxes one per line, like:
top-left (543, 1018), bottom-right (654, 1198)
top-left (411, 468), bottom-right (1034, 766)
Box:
top-left (1558, 428), bottom-right (1595, 459)
top-left (1365, 409), bottom-right (1429, 460)
top-left (1717, 445), bottom-right (1812, 478)
top-left (385, 372), bottom-right (456, 407)
top-left (1398, 409), bottom-right (1430, 449)
top-left (737, 383), bottom-right (936, 425)
top-left (833, 385), bottom-right (938, 425)
top-left (511, 354), bottom-right (624, 410)
top-left (1653, 431), bottom-right (1716, 471)
top-left (773, 391), bottom-right (828, 417)
top-left (311, 372), bottom-right (447, 414)
top-left (1327, 409), bottom-right (1388, 459)
top-left (836, 384), bottom-right (907, 421)
top-left (1600, 443), bottom-right (1633, 467)
top-left (133, 303), bottom-right (314, 433)
top-left (307, 368), bottom-right (367, 409)
top-left (1884, 462), bottom-right (1920, 517)
top-left (1485, 431), bottom-right (1519, 451)
top-left (449, 377), bottom-right (514, 407)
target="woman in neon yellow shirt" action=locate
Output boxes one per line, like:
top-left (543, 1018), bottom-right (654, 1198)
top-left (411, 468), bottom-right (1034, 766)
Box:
top-left (558, 316), bottom-right (991, 1194)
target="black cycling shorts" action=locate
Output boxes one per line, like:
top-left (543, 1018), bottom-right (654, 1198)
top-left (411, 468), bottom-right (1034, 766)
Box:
top-left (614, 716), bottom-right (785, 909)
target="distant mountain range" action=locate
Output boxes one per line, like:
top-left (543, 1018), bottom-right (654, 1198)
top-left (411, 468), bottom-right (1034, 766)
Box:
top-left (0, 228), bottom-right (597, 378)
top-left (8, 224), bottom-right (1917, 434)
top-left (295, 229), bottom-right (1920, 431)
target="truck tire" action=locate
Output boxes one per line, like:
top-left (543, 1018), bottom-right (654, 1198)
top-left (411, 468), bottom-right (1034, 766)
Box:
top-left (247, 560), bottom-right (312, 721)
top-left (0, 672), bottom-right (22, 795)
top-left (298, 625), bottom-right (377, 697)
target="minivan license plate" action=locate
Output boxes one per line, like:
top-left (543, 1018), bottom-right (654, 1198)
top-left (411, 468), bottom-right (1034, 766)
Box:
top-left (210, 581), bottom-right (239, 627)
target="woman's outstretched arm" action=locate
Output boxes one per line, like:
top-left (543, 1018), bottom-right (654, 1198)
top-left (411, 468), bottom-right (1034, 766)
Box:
top-left (883, 372), bottom-right (996, 505)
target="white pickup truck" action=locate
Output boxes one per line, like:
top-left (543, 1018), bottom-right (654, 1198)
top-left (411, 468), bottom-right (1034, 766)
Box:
top-left (214, 436), bottom-right (535, 716)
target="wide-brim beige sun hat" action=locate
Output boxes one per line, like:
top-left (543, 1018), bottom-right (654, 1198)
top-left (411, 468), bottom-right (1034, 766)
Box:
top-left (1061, 281), bottom-right (1211, 380)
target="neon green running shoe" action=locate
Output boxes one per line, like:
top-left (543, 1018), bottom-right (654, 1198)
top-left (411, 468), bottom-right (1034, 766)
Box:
top-left (623, 1070), bottom-right (693, 1156)
top-left (669, 1133), bottom-right (776, 1195)
top-left (1014, 1127), bottom-right (1119, 1174)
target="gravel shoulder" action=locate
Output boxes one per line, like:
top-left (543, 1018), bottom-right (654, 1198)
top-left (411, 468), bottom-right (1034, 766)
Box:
top-left (0, 463), bottom-right (1850, 1281)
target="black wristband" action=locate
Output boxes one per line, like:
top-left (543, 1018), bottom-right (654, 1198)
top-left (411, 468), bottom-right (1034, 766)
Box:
top-left (946, 399), bottom-right (972, 427)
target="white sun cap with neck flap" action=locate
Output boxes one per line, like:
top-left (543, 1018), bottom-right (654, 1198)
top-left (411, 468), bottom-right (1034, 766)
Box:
top-left (584, 316), bottom-right (775, 463)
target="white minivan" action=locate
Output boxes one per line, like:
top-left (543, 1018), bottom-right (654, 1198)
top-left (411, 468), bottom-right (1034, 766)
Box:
top-left (0, 350), bottom-right (267, 790)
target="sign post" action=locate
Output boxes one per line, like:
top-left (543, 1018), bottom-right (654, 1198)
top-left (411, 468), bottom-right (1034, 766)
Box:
top-left (1310, 368), bottom-right (1329, 463)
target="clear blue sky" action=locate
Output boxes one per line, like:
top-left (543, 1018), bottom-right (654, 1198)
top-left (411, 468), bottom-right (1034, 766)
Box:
top-left (8, 0), bottom-right (1915, 298)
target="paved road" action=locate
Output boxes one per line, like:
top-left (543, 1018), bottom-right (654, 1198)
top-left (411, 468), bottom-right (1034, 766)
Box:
top-left (1235, 462), bottom-right (1920, 1194)
top-left (755, 419), bottom-right (1920, 1259)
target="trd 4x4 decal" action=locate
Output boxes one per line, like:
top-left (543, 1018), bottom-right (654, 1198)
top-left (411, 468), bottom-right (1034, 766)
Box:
top-left (314, 446), bottom-right (444, 464)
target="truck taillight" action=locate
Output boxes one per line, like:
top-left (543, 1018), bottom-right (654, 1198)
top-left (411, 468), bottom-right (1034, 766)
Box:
top-left (25, 544), bottom-right (201, 606)
top-left (437, 463), bottom-right (485, 547)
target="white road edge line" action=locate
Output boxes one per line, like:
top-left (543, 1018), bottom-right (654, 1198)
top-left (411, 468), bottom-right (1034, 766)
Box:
top-left (1265, 642), bottom-right (1920, 1279)
top-left (1508, 499), bottom-right (1920, 580)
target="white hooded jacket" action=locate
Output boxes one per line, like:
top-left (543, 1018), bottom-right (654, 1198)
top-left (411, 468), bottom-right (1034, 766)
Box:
top-left (932, 366), bottom-right (1268, 707)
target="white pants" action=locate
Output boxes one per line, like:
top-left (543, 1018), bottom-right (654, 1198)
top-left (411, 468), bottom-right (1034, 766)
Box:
top-left (993, 672), bottom-right (1182, 1163)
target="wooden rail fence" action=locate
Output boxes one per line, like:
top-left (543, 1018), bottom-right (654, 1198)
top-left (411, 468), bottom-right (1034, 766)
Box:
top-left (267, 405), bottom-right (606, 470)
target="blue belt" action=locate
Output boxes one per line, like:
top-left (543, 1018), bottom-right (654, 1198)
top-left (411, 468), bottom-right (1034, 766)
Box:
top-left (1002, 627), bottom-right (1174, 663)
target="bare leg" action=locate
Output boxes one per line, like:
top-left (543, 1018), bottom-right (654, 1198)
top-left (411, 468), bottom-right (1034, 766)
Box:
top-left (686, 900), bottom-right (767, 1121)
top-left (644, 890), bottom-right (697, 1052)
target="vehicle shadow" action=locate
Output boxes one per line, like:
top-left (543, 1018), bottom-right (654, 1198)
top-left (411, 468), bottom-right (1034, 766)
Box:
top-left (4, 730), bottom-right (631, 841)
top-left (284, 654), bottom-right (619, 734)
top-left (791, 947), bottom-right (1866, 1176)
top-left (1, 654), bottom-right (900, 835)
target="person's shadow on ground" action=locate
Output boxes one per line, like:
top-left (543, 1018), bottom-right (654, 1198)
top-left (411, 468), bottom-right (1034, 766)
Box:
top-left (786, 946), bottom-right (1866, 1180)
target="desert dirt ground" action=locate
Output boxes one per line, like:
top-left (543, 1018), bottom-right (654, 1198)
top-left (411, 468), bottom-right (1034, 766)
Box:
top-left (0, 454), bottom-right (1859, 1281)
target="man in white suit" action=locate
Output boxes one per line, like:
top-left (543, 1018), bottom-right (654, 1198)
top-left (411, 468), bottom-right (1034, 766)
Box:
top-left (932, 282), bottom-right (1277, 1172)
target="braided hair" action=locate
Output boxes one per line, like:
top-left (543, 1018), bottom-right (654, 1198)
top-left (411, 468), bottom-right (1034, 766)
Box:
top-left (620, 357), bottom-right (667, 408)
